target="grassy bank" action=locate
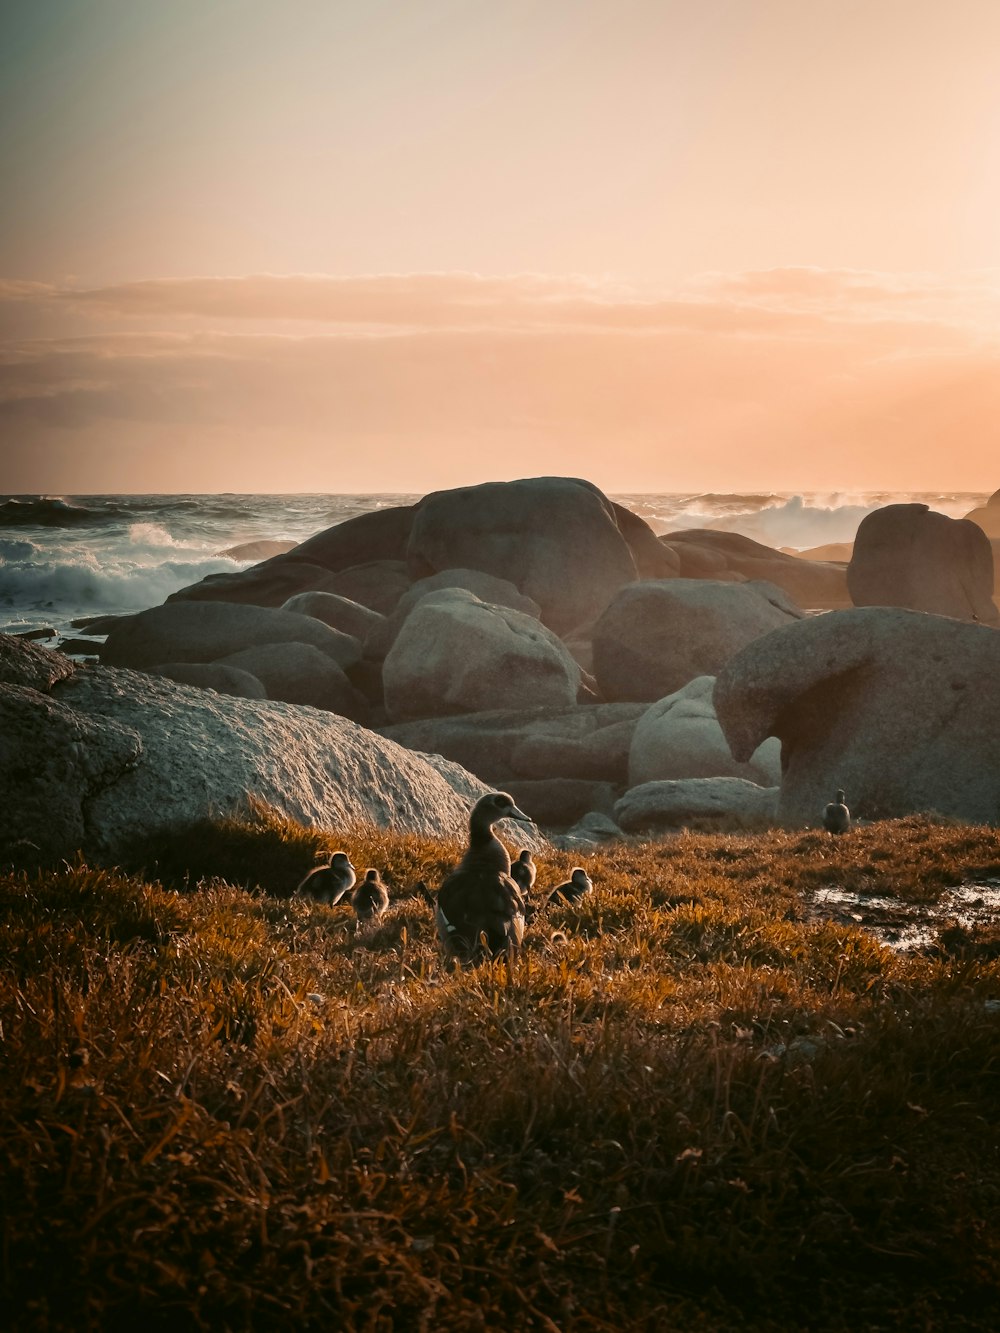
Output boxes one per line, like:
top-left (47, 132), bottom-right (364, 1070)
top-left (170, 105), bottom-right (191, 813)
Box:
top-left (3, 816), bottom-right (1000, 1330)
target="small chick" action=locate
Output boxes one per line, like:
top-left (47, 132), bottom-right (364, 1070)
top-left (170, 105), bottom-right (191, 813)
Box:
top-left (823, 789), bottom-right (851, 835)
top-left (548, 867), bottom-right (593, 905)
top-left (509, 849), bottom-right (537, 896)
top-left (295, 850), bottom-right (356, 904)
top-left (352, 868), bottom-right (390, 924)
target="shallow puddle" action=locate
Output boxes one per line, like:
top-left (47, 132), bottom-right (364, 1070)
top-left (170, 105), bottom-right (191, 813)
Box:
top-left (805, 881), bottom-right (1000, 952)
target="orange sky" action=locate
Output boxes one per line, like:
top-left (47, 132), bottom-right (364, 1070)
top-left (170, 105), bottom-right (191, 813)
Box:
top-left (2, 1), bottom-right (1000, 492)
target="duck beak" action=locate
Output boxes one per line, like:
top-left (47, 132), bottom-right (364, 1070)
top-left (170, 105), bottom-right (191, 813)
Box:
top-left (506, 803), bottom-right (532, 823)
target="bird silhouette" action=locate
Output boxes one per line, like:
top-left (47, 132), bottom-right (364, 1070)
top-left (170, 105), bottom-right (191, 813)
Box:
top-left (822, 790), bottom-right (851, 834)
top-left (435, 792), bottom-right (533, 964)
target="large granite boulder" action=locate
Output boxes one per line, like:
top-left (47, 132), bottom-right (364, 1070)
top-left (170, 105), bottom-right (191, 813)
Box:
top-left (628, 675), bottom-right (781, 787)
top-left (381, 701), bottom-right (646, 785)
top-left (405, 477), bottom-right (638, 635)
top-left (364, 568), bottom-right (541, 661)
top-left (0, 683), bottom-right (143, 860)
top-left (150, 662), bottom-right (267, 700)
top-left (281, 591), bottom-right (385, 642)
top-left (964, 488), bottom-right (1000, 539)
top-left (611, 503), bottom-right (680, 579)
top-left (15, 661), bottom-right (545, 859)
top-left (593, 579), bottom-right (804, 702)
top-left (662, 530), bottom-right (850, 609)
top-left (213, 643), bottom-right (368, 718)
top-left (323, 561), bottom-right (413, 615)
top-left (218, 539), bottom-right (296, 561)
top-left (714, 607), bottom-right (1000, 825)
top-left (101, 601), bottom-right (361, 672)
top-left (382, 589), bottom-right (581, 721)
top-left (615, 778), bottom-right (778, 833)
top-left (170, 505), bottom-right (416, 605)
top-left (166, 561), bottom-right (344, 607)
top-left (847, 503), bottom-right (998, 624)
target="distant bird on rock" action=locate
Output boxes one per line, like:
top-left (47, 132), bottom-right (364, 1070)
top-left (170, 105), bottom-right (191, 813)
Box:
top-left (548, 867), bottom-right (594, 905)
top-left (510, 849), bottom-right (537, 895)
top-left (435, 792), bottom-right (533, 964)
top-left (295, 850), bottom-right (356, 903)
top-left (352, 868), bottom-right (390, 924)
top-left (823, 790), bottom-right (851, 835)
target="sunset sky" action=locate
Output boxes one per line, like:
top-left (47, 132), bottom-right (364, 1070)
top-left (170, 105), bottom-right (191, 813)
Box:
top-left (3, 0), bottom-right (1000, 493)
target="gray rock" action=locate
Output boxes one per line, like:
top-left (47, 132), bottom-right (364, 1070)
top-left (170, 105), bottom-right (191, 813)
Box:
top-left (406, 477), bottom-right (638, 635)
top-left (0, 683), bottom-right (142, 859)
top-left (171, 505), bottom-right (416, 605)
top-left (382, 589), bottom-right (581, 721)
top-left (218, 539), bottom-right (296, 561)
top-left (151, 662), bottom-right (268, 700)
top-left (662, 529), bottom-right (850, 609)
top-left (166, 560), bottom-right (345, 607)
top-left (364, 568), bottom-right (541, 661)
top-left (101, 601), bottom-right (361, 672)
top-left (628, 675), bottom-right (781, 787)
top-left (569, 810), bottom-right (623, 840)
top-left (714, 606), bottom-right (1000, 825)
top-left (502, 778), bottom-right (617, 827)
top-left (0, 633), bottom-right (76, 691)
top-left (281, 590), bottom-right (385, 641)
top-left (324, 561), bottom-right (413, 615)
top-left (964, 487), bottom-right (1000, 539)
top-left (48, 666), bottom-right (546, 858)
top-left (214, 642), bottom-right (367, 717)
top-left (615, 778), bottom-right (779, 833)
top-left (380, 701), bottom-right (646, 785)
top-left (847, 503), bottom-right (998, 624)
top-left (593, 579), bottom-right (804, 702)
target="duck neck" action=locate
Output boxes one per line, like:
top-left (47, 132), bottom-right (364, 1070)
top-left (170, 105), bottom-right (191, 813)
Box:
top-left (462, 812), bottom-right (511, 873)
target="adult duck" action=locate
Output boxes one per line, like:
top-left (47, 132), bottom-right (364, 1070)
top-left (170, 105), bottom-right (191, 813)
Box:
top-left (435, 792), bottom-right (533, 964)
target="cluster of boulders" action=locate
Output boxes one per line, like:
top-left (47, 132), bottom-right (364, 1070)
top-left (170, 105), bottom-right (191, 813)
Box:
top-left (5, 478), bottom-right (1000, 860)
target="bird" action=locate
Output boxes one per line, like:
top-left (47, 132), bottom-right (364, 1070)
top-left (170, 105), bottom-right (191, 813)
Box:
top-left (510, 849), bottom-right (537, 896)
top-left (822, 790), bottom-right (851, 834)
top-left (352, 868), bottom-right (390, 924)
top-left (435, 791), bottom-right (533, 964)
top-left (294, 850), bottom-right (356, 904)
top-left (547, 867), bottom-right (594, 905)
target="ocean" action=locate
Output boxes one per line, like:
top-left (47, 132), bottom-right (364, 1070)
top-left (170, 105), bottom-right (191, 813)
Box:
top-left (0, 489), bottom-right (986, 638)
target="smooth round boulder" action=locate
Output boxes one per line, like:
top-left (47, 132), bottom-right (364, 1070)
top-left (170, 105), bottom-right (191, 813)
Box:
top-left (151, 662), bottom-right (267, 700)
top-left (593, 579), bottom-right (804, 702)
top-left (364, 567), bottom-right (541, 661)
top-left (847, 503), bottom-right (998, 624)
top-left (662, 529), bottom-right (850, 609)
top-left (405, 477), bottom-right (638, 635)
top-left (324, 561), bottom-right (413, 615)
top-left (382, 589), bottom-right (581, 721)
top-left (628, 675), bottom-right (781, 787)
top-left (213, 643), bottom-right (367, 718)
top-left (614, 778), bottom-right (778, 833)
top-left (714, 606), bottom-right (1000, 825)
top-left (166, 560), bottom-right (345, 607)
top-left (964, 487), bottom-right (1000, 539)
top-left (101, 601), bottom-right (361, 672)
top-left (281, 590), bottom-right (385, 641)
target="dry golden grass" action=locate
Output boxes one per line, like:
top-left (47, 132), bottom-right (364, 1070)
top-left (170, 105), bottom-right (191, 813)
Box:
top-left (2, 813), bottom-right (1000, 1330)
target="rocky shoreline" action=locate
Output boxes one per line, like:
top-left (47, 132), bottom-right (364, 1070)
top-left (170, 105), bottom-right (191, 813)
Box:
top-left (4, 475), bottom-right (1000, 865)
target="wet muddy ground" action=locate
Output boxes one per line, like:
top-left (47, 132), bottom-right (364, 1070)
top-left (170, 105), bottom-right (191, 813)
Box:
top-left (804, 881), bottom-right (1000, 951)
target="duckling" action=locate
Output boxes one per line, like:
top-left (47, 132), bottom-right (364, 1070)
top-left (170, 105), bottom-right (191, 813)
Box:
top-left (352, 868), bottom-right (390, 924)
top-left (548, 867), bottom-right (593, 905)
top-left (510, 849), bottom-right (537, 895)
top-left (435, 791), bottom-right (533, 964)
top-left (822, 789), bottom-right (851, 835)
top-left (295, 850), bottom-right (356, 904)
